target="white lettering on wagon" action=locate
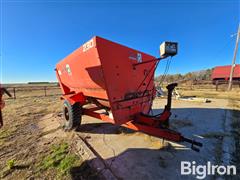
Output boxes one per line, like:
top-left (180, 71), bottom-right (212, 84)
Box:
top-left (129, 52), bottom-right (142, 63)
top-left (83, 39), bottom-right (94, 52)
top-left (66, 64), bottom-right (72, 75)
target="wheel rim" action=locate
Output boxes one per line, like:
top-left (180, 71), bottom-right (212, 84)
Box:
top-left (64, 107), bottom-right (69, 121)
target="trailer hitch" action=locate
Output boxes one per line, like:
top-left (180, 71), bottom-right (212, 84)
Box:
top-left (124, 119), bottom-right (203, 152)
top-left (181, 137), bottom-right (203, 152)
top-left (132, 82), bottom-right (203, 152)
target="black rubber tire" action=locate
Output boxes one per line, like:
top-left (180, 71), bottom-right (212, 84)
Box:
top-left (62, 100), bottom-right (82, 131)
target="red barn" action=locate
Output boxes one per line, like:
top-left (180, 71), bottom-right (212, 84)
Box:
top-left (211, 64), bottom-right (240, 82)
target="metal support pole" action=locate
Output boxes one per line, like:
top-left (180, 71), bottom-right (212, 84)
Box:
top-left (228, 24), bottom-right (240, 91)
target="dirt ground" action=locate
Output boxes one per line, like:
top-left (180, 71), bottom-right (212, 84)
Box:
top-left (0, 96), bottom-right (95, 179)
top-left (0, 93), bottom-right (239, 179)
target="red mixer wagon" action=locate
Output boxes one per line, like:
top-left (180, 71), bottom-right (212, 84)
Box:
top-left (56, 36), bottom-right (202, 151)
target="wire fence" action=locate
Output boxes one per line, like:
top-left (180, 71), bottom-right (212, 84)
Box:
top-left (3, 85), bottom-right (61, 99)
top-left (159, 80), bottom-right (240, 91)
top-left (3, 80), bottom-right (240, 100)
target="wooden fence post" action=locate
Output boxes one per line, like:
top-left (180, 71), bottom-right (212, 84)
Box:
top-left (13, 87), bottom-right (16, 99)
top-left (44, 86), bottom-right (47, 96)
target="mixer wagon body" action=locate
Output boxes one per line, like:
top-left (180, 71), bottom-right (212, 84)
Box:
top-left (56, 36), bottom-right (156, 124)
top-left (56, 36), bottom-right (202, 151)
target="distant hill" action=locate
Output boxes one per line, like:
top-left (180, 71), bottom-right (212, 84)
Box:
top-left (155, 68), bottom-right (213, 84)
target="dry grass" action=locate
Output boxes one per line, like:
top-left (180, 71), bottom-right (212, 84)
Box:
top-left (0, 85), bottom-right (102, 179)
top-left (160, 82), bottom-right (240, 100)
top-left (180, 89), bottom-right (240, 101)
top-left (0, 89), bottom-right (80, 179)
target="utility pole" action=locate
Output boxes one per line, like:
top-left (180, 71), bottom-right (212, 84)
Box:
top-left (228, 24), bottom-right (240, 91)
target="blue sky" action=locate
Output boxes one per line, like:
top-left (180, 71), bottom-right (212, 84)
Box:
top-left (1, 0), bottom-right (239, 83)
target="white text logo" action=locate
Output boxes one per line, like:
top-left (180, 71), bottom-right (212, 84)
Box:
top-left (181, 161), bottom-right (236, 179)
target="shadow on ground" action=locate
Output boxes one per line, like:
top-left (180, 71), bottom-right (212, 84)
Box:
top-left (71, 107), bottom-right (240, 180)
top-left (76, 122), bottom-right (135, 135)
top-left (69, 145), bottom-right (190, 180)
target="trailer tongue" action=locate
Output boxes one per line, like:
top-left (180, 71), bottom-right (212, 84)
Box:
top-left (56, 36), bottom-right (202, 152)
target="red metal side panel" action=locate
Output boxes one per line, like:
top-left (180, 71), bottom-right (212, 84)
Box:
top-left (211, 65), bottom-right (240, 80)
top-left (95, 37), bottom-right (156, 124)
top-left (56, 37), bottom-right (108, 99)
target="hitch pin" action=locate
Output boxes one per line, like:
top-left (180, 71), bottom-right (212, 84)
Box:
top-left (182, 137), bottom-right (203, 152)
